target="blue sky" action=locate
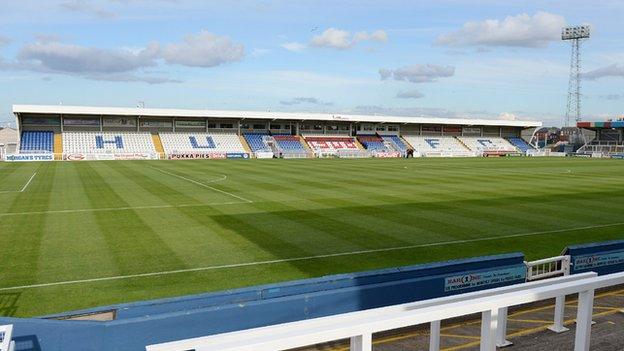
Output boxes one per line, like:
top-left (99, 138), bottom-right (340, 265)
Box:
top-left (0, 0), bottom-right (623, 126)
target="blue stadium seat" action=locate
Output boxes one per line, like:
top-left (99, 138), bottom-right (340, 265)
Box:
top-left (244, 132), bottom-right (270, 152)
top-left (20, 131), bottom-right (54, 153)
top-left (383, 135), bottom-right (408, 152)
top-left (507, 137), bottom-right (534, 153)
top-left (358, 135), bottom-right (389, 152)
top-left (273, 135), bottom-right (306, 151)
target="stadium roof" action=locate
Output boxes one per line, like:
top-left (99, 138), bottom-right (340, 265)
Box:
top-left (13, 104), bottom-right (542, 128)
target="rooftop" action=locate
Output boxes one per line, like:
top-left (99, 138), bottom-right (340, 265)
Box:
top-left (13, 104), bottom-right (542, 128)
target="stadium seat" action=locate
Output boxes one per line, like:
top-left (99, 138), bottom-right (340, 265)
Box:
top-left (357, 135), bottom-right (390, 152)
top-left (272, 135), bottom-right (306, 152)
top-left (304, 136), bottom-right (358, 152)
top-left (401, 135), bottom-right (472, 156)
top-left (62, 132), bottom-right (156, 154)
top-left (159, 132), bottom-right (246, 154)
top-left (20, 131), bottom-right (54, 153)
top-left (383, 135), bottom-right (408, 153)
top-left (507, 137), bottom-right (535, 153)
top-left (243, 132), bottom-right (271, 152)
top-left (458, 137), bottom-right (517, 154)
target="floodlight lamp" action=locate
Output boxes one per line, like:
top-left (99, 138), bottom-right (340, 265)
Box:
top-left (562, 25), bottom-right (590, 40)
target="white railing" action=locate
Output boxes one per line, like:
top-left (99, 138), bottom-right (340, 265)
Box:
top-left (146, 272), bottom-right (612, 351)
top-left (0, 324), bottom-right (14, 351)
top-left (526, 255), bottom-right (572, 333)
top-left (526, 255), bottom-right (570, 281)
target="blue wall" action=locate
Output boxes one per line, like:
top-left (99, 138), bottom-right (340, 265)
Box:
top-left (2, 253), bottom-right (525, 351)
top-left (565, 240), bottom-right (624, 275)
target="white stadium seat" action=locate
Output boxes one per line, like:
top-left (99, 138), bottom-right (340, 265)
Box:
top-left (159, 132), bottom-right (246, 154)
top-left (63, 131), bottom-right (156, 154)
top-left (402, 135), bottom-right (473, 157)
top-left (457, 137), bottom-right (518, 153)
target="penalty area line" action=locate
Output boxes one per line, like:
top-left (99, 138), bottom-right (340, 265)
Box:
top-left (0, 172), bottom-right (37, 194)
top-left (148, 166), bottom-right (253, 204)
top-left (1, 221), bottom-right (623, 292)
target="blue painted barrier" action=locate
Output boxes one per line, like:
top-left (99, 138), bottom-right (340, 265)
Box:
top-left (2, 253), bottom-right (525, 351)
top-left (565, 240), bottom-right (624, 275)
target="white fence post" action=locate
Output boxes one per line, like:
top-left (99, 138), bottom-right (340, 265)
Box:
top-left (496, 307), bottom-right (512, 347)
top-left (350, 333), bottom-right (372, 351)
top-left (548, 295), bottom-right (569, 333)
top-left (480, 309), bottom-right (498, 351)
top-left (429, 320), bottom-right (441, 351)
top-left (574, 289), bottom-right (595, 351)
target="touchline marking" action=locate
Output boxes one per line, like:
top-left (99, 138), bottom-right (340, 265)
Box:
top-left (149, 166), bottom-right (253, 203)
top-left (1, 222), bottom-right (623, 292)
top-left (0, 201), bottom-right (248, 217)
top-left (20, 172), bottom-right (37, 192)
top-left (0, 172), bottom-right (37, 194)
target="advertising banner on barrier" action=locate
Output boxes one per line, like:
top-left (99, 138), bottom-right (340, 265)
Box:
top-left (64, 153), bottom-right (158, 161)
top-left (4, 154), bottom-right (54, 162)
top-left (444, 266), bottom-right (526, 292)
top-left (167, 153), bottom-right (227, 160)
top-left (374, 151), bottom-right (401, 158)
top-left (227, 152), bottom-right (250, 159)
top-left (565, 240), bottom-right (624, 275)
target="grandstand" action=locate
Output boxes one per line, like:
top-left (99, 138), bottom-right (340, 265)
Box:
top-left (577, 120), bottom-right (624, 157)
top-left (8, 104), bottom-right (541, 160)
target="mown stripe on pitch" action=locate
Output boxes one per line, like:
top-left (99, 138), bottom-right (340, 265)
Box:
top-left (78, 162), bottom-right (189, 275)
top-left (36, 162), bottom-right (117, 283)
top-left (0, 162), bottom-right (52, 287)
top-left (108, 161), bottom-right (206, 206)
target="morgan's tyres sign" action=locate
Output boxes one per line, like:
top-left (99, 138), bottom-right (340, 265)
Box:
top-left (4, 154), bottom-right (54, 162)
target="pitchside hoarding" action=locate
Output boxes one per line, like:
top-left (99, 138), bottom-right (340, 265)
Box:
top-left (4, 154), bottom-right (54, 162)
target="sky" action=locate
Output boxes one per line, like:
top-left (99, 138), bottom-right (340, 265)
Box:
top-left (0, 0), bottom-right (623, 127)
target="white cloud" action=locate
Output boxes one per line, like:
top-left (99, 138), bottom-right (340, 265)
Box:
top-left (280, 97), bottom-right (333, 106)
top-left (380, 64), bottom-right (455, 83)
top-left (159, 30), bottom-right (244, 67)
top-left (60, 0), bottom-right (116, 19)
top-left (396, 90), bottom-right (425, 99)
top-left (353, 30), bottom-right (388, 43)
top-left (18, 41), bottom-right (158, 73)
top-left (311, 28), bottom-right (352, 49)
top-left (436, 12), bottom-right (566, 48)
top-left (584, 64), bottom-right (624, 80)
top-left (281, 42), bottom-right (306, 52)
top-left (498, 112), bottom-right (518, 120)
top-left (11, 30), bottom-right (244, 83)
top-left (311, 28), bottom-right (388, 49)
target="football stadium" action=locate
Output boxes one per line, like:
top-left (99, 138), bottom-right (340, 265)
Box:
top-left (1, 103), bottom-right (624, 351)
top-left (1, 3), bottom-right (624, 351)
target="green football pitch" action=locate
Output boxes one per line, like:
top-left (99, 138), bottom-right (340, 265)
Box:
top-left (1, 157), bottom-right (623, 317)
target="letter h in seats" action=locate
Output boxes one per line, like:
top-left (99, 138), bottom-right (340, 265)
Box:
top-left (189, 136), bottom-right (216, 149)
top-left (96, 135), bottom-right (123, 149)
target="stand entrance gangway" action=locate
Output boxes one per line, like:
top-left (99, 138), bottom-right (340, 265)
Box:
top-left (146, 272), bottom-right (600, 351)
